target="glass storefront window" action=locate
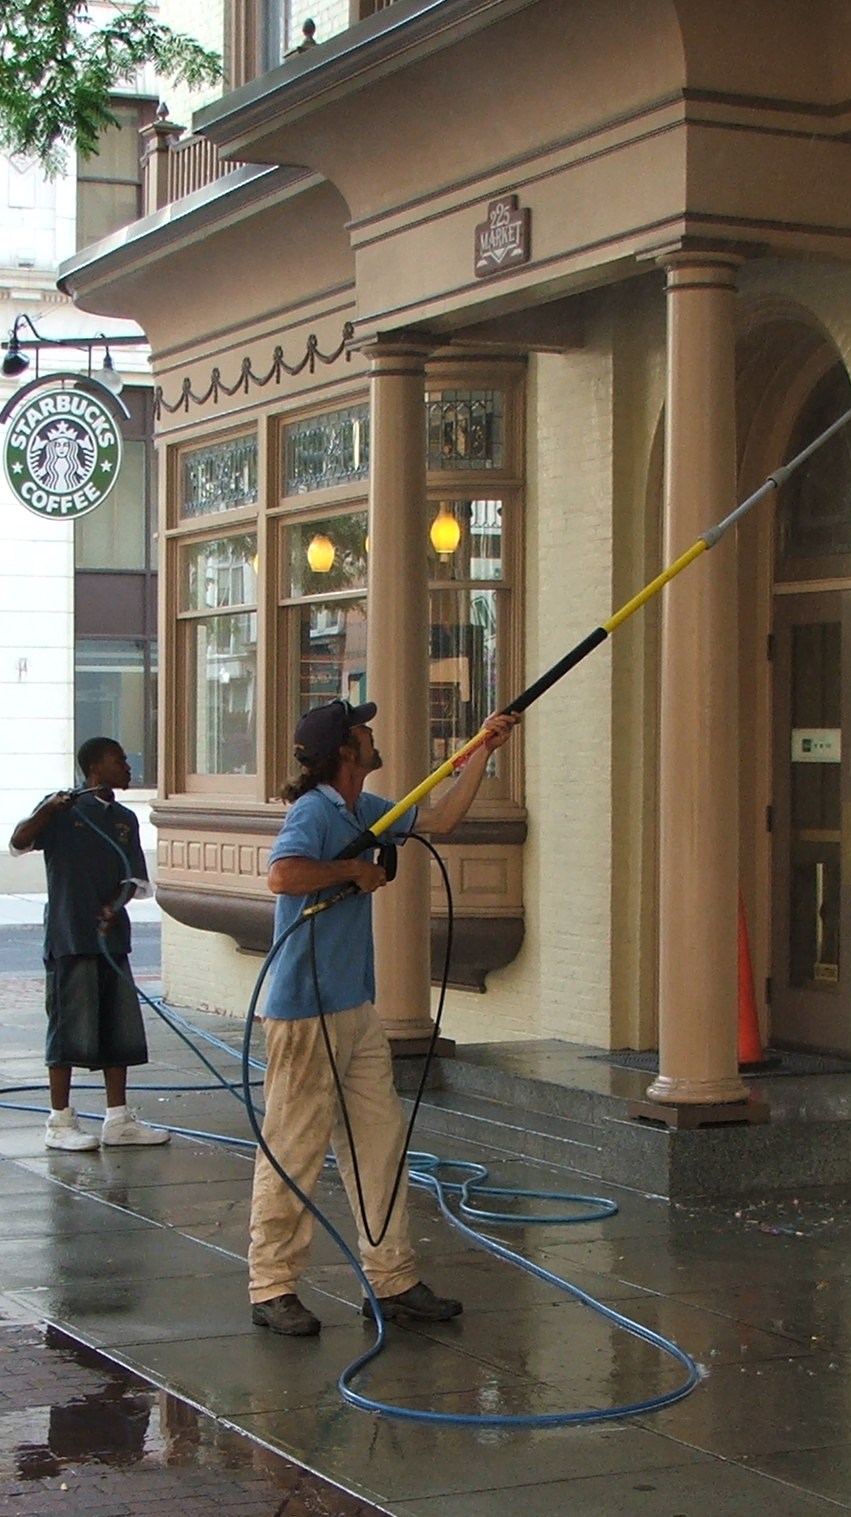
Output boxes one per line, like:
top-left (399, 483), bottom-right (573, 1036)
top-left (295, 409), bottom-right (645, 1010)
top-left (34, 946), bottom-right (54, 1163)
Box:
top-left (427, 497), bottom-right (506, 773)
top-left (279, 506), bottom-right (369, 722)
top-left (188, 612), bottom-right (258, 776)
top-left (429, 588), bottom-right (501, 770)
top-left (173, 371), bottom-right (520, 800)
top-left (295, 599), bottom-right (368, 711)
top-left (179, 533), bottom-right (258, 777)
top-left (285, 511), bottom-right (368, 598)
top-left (428, 498), bottom-right (503, 581)
top-left (181, 535), bottom-right (258, 612)
top-left (180, 433), bottom-right (258, 519)
top-left (284, 404), bottom-right (370, 494)
top-left (75, 638), bottom-right (157, 787)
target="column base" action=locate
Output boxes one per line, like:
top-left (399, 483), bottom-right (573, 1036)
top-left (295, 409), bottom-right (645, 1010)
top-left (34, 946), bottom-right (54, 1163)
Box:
top-left (646, 1072), bottom-right (750, 1104)
top-left (627, 1096), bottom-right (770, 1129)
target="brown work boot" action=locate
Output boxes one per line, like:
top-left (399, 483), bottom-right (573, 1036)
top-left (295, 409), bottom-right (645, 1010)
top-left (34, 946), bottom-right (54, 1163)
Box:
top-left (362, 1281), bottom-right (463, 1323)
top-left (251, 1293), bottom-right (321, 1336)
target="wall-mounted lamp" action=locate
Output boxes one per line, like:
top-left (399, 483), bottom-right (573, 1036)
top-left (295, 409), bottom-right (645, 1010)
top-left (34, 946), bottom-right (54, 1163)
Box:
top-left (307, 533), bottom-right (335, 573)
top-left (1, 313), bottom-right (38, 376)
top-left (429, 503), bottom-right (462, 560)
top-left (1, 314), bottom-right (147, 384)
top-left (97, 343), bottom-right (123, 395)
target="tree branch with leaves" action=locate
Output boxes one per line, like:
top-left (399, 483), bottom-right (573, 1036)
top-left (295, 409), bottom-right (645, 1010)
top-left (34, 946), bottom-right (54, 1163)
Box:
top-left (0, 2), bottom-right (221, 170)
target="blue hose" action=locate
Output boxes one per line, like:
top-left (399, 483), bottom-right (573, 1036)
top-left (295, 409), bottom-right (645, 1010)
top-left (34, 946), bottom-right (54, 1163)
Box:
top-left (340, 1155), bottom-right (701, 1425)
top-left (3, 801), bottom-right (702, 1427)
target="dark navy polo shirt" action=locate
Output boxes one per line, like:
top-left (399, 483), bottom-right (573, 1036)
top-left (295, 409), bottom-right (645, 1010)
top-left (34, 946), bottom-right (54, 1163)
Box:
top-left (32, 794), bottom-right (148, 958)
top-left (264, 785), bottom-right (416, 1020)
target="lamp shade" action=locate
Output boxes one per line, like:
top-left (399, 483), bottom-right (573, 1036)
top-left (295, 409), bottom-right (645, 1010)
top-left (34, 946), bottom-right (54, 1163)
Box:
top-left (98, 349), bottom-right (123, 395)
top-left (1, 337), bottom-right (29, 377)
top-left (307, 533), bottom-right (335, 573)
top-left (429, 504), bottom-right (461, 558)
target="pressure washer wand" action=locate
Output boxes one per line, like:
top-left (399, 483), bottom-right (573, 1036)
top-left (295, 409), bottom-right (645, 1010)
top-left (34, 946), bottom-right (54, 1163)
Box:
top-left (333, 402), bottom-right (851, 866)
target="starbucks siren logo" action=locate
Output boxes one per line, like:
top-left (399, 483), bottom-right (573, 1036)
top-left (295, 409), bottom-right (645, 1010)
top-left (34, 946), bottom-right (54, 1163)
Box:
top-left (3, 384), bottom-right (122, 520)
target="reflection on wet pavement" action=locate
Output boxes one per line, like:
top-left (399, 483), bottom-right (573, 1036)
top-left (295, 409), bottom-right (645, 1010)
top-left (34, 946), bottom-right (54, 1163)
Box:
top-left (4, 1000), bottom-right (851, 1515)
top-left (0, 1321), bottom-right (386, 1515)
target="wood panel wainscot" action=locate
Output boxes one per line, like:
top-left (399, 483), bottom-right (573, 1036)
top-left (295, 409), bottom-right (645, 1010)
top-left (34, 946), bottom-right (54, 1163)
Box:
top-left (153, 807), bottom-right (525, 988)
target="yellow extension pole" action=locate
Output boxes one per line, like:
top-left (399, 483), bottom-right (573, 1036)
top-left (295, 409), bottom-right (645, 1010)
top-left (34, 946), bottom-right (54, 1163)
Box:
top-left (335, 402), bottom-right (851, 858)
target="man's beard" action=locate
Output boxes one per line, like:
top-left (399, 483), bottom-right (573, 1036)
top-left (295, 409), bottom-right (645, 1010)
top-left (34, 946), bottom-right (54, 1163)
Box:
top-left (368, 747), bottom-right (383, 772)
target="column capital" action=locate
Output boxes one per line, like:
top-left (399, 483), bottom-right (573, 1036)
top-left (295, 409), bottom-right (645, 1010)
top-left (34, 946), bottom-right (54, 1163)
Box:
top-left (361, 330), bottom-right (440, 368)
top-left (653, 246), bottom-right (747, 292)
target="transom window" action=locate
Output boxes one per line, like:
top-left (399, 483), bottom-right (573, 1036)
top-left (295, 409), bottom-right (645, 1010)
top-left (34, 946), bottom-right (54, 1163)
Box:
top-left (180, 432), bottom-right (258, 520)
top-left (284, 403), bottom-right (369, 495)
top-left (426, 387), bottom-right (504, 470)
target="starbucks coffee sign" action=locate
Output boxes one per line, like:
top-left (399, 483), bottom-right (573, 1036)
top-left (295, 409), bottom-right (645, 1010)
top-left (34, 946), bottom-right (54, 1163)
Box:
top-left (2, 381), bottom-right (122, 520)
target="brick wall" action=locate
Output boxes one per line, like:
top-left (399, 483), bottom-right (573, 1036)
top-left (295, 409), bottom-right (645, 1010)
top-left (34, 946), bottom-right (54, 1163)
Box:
top-left (292, 2), bottom-right (350, 51)
top-left (162, 914), bottom-right (264, 1017)
top-left (156, 0), bottom-right (226, 127)
top-left (443, 335), bottom-right (617, 1047)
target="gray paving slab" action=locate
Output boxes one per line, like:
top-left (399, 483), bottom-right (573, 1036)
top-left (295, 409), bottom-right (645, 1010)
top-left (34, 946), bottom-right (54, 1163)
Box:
top-left (752, 1445), bottom-right (851, 1505)
top-left (389, 1459), bottom-right (851, 1517)
top-left (639, 1353), bottom-right (851, 1459)
top-left (0, 1230), bottom-right (243, 1291)
top-left (2, 991), bottom-right (851, 1513)
top-left (676, 1280), bottom-right (851, 1350)
top-left (235, 1401), bottom-right (715, 1505)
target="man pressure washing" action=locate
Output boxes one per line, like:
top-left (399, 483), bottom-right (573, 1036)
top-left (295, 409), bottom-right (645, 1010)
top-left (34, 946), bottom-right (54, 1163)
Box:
top-left (249, 697), bottom-right (519, 1336)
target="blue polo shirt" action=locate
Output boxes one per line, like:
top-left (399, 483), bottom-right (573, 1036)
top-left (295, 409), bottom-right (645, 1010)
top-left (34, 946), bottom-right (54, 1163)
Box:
top-left (264, 785), bottom-right (416, 1021)
top-left (31, 794), bottom-right (148, 958)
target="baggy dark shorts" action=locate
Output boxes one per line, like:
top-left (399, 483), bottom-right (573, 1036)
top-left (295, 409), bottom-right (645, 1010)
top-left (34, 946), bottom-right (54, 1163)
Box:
top-left (44, 954), bottom-right (148, 1069)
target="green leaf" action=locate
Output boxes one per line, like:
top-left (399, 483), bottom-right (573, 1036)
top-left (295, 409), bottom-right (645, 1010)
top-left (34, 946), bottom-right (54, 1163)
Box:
top-left (0, 2), bottom-right (222, 169)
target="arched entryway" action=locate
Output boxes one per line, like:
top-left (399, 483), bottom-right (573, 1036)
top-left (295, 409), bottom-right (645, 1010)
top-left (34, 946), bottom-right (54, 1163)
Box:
top-left (738, 318), bottom-right (851, 1053)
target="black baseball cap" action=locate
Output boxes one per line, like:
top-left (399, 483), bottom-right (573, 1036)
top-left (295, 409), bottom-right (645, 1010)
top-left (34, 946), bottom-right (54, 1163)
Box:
top-left (293, 698), bottom-right (377, 763)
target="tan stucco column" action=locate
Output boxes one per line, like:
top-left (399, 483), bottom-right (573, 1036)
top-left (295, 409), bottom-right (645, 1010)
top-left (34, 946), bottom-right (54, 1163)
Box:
top-left (646, 253), bottom-right (749, 1107)
top-left (365, 338), bottom-right (435, 1044)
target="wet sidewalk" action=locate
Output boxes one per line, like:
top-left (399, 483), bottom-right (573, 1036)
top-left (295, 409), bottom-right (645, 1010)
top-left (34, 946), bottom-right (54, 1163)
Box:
top-left (2, 973), bottom-right (851, 1514)
top-left (0, 1320), bottom-right (387, 1516)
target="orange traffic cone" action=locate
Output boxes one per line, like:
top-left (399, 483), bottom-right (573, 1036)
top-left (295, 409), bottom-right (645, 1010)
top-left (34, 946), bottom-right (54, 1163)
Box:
top-left (738, 888), bottom-right (766, 1068)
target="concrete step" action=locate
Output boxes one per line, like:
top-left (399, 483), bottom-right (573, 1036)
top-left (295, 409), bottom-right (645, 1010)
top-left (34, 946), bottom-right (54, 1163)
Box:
top-left (402, 1087), bottom-right (604, 1177)
top-left (439, 1052), bottom-right (631, 1126)
top-left (398, 1048), bottom-right (851, 1199)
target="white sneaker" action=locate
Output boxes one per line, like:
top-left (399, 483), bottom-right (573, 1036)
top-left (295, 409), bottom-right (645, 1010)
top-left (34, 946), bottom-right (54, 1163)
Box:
top-left (45, 1108), bottom-right (99, 1152)
top-left (101, 1109), bottom-right (171, 1147)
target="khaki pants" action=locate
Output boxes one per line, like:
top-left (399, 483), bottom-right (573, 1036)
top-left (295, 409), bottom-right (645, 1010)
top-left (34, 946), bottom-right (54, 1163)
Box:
top-left (248, 1003), bottom-right (418, 1304)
